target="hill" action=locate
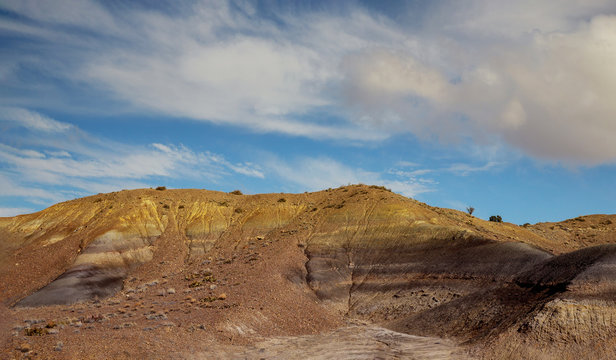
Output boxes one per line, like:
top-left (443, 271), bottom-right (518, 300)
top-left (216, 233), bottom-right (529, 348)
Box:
top-left (1, 185), bottom-right (615, 359)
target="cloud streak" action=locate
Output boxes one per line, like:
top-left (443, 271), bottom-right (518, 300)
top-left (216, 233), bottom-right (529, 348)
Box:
top-left (0, 108), bottom-right (265, 206)
top-left (0, 107), bottom-right (73, 132)
top-left (0, 107), bottom-right (511, 217)
top-left (0, 108), bottom-right (440, 215)
top-left (266, 156), bottom-right (433, 198)
top-left (0, 207), bottom-right (35, 217)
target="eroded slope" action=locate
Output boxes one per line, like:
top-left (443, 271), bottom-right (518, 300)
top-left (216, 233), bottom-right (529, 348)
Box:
top-left (1, 185), bottom-right (615, 359)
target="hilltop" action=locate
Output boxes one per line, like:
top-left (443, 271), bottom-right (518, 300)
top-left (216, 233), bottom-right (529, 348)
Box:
top-left (1, 185), bottom-right (615, 359)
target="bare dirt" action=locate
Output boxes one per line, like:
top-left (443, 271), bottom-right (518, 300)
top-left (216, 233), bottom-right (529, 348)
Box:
top-left (1, 185), bottom-right (615, 359)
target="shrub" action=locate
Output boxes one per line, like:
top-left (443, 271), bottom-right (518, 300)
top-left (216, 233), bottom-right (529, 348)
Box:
top-left (489, 215), bottom-right (503, 223)
top-left (155, 186), bottom-right (166, 191)
top-left (189, 281), bottom-right (202, 288)
top-left (200, 296), bottom-right (218, 303)
top-left (229, 190), bottom-right (243, 195)
top-left (24, 327), bottom-right (47, 336)
top-left (466, 206), bottom-right (475, 215)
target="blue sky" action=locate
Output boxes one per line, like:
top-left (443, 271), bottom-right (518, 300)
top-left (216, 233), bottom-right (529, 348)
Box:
top-left (0, 0), bottom-right (615, 224)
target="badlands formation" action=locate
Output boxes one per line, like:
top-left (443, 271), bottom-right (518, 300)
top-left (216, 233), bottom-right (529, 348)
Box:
top-left (1, 185), bottom-right (615, 359)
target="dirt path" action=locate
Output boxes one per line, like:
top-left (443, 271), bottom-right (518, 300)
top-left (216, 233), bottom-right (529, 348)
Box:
top-left (193, 325), bottom-right (469, 360)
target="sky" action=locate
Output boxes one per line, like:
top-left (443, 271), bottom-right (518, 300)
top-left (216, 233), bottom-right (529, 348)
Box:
top-left (0, 0), bottom-right (615, 224)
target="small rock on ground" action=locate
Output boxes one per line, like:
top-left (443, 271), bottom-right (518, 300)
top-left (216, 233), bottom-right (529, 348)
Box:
top-left (18, 343), bottom-right (32, 353)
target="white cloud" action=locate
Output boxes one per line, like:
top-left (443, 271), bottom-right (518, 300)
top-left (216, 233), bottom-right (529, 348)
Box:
top-left (1, 141), bottom-right (262, 185)
top-left (223, 162), bottom-right (264, 179)
top-left (448, 15), bottom-right (616, 164)
top-left (1, 1), bottom-right (616, 164)
top-left (1, 1), bottom-right (399, 140)
top-left (445, 161), bottom-right (500, 176)
top-left (345, 49), bottom-right (449, 103)
top-left (0, 207), bottom-right (34, 217)
top-left (0, 0), bottom-right (118, 34)
top-left (0, 108), bottom-right (504, 210)
top-left (390, 160), bottom-right (499, 178)
top-left (396, 161), bottom-right (420, 168)
top-left (0, 174), bottom-right (61, 202)
top-left (45, 150), bottom-right (71, 158)
top-left (429, 0), bottom-right (616, 38)
top-left (267, 156), bottom-right (432, 198)
top-left (0, 109), bottom-right (265, 205)
top-left (0, 107), bottom-right (73, 132)
top-left (344, 12), bottom-right (616, 164)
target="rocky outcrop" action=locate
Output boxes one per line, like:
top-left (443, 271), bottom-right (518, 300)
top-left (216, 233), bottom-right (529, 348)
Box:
top-left (385, 244), bottom-right (616, 359)
top-left (17, 229), bottom-right (161, 306)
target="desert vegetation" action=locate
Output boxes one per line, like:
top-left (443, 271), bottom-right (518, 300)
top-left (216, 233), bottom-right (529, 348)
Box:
top-left (489, 215), bottom-right (503, 222)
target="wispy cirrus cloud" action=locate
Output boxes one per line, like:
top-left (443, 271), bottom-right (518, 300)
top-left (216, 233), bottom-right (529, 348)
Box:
top-left (266, 156), bottom-right (433, 198)
top-left (391, 159), bottom-right (501, 178)
top-left (445, 162), bottom-right (500, 176)
top-left (0, 173), bottom-right (62, 202)
top-left (0, 207), bottom-right (35, 217)
top-left (0, 108), bottom-right (491, 213)
top-left (0, 108), bottom-right (265, 208)
top-left (0, 107), bottom-right (73, 132)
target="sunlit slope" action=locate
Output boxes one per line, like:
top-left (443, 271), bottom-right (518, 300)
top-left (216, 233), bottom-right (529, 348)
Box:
top-left (1, 185), bottom-right (615, 359)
